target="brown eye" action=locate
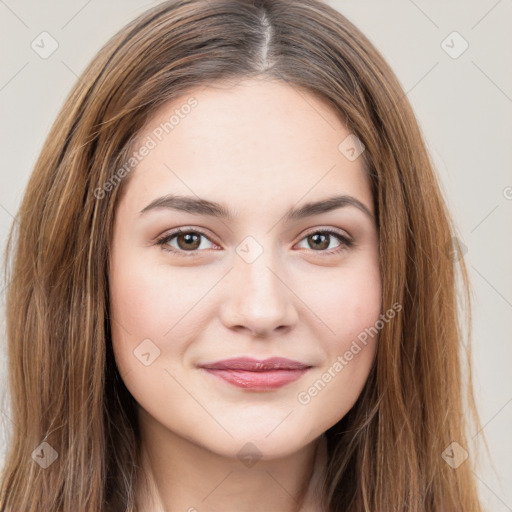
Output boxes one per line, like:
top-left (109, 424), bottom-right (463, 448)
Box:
top-left (296, 229), bottom-right (353, 255)
top-left (156, 229), bottom-right (217, 257)
top-left (175, 232), bottom-right (201, 251)
top-left (307, 233), bottom-right (330, 250)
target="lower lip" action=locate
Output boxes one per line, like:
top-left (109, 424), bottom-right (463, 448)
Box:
top-left (202, 368), bottom-right (310, 390)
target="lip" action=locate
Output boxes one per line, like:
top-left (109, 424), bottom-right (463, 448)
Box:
top-left (199, 357), bottom-right (311, 371)
top-left (198, 357), bottom-right (312, 391)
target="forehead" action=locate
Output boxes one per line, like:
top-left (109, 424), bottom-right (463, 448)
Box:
top-left (119, 78), bottom-right (373, 218)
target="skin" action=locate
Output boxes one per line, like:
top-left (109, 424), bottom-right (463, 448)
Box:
top-left (109, 77), bottom-right (382, 512)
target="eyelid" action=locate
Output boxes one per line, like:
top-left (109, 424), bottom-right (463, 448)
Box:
top-left (300, 226), bottom-right (353, 244)
top-left (294, 227), bottom-right (353, 255)
top-left (155, 227), bottom-right (219, 257)
top-left (155, 226), bottom-right (353, 257)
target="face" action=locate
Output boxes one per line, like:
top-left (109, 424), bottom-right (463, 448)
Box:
top-left (109, 78), bottom-right (381, 460)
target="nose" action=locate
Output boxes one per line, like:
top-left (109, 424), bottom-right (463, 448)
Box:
top-left (219, 248), bottom-right (298, 337)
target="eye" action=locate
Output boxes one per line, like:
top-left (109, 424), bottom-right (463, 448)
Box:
top-left (156, 227), bottom-right (353, 258)
top-left (295, 229), bottom-right (353, 256)
top-left (156, 228), bottom-right (218, 257)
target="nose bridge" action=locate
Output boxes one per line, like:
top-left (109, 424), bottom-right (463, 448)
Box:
top-left (221, 234), bottom-right (297, 335)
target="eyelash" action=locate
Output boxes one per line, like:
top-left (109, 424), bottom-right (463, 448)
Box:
top-left (155, 227), bottom-right (354, 258)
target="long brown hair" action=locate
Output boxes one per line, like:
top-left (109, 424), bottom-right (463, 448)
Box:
top-left (0, 0), bottom-right (488, 510)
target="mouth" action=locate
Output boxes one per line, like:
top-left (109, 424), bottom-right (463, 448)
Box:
top-left (198, 357), bottom-right (312, 391)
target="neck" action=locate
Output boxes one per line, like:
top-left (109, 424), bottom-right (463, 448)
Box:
top-left (134, 408), bottom-right (328, 512)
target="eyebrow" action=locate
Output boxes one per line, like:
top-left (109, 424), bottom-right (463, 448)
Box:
top-left (139, 193), bottom-right (374, 221)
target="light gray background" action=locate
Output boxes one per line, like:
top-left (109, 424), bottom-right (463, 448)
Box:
top-left (0, 1), bottom-right (511, 510)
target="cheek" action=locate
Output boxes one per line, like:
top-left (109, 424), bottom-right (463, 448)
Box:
top-left (110, 245), bottom-right (208, 335)
top-left (315, 258), bottom-right (382, 348)
top-left (108, 256), bottom-right (214, 377)
top-left (110, 268), bottom-right (178, 338)
top-left (295, 259), bottom-right (381, 425)
top-left (108, 262), bottom-right (193, 414)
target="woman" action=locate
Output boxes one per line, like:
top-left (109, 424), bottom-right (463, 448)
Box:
top-left (0, 0), bottom-right (487, 510)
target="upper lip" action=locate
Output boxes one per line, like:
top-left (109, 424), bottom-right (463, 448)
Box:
top-left (199, 357), bottom-right (311, 371)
